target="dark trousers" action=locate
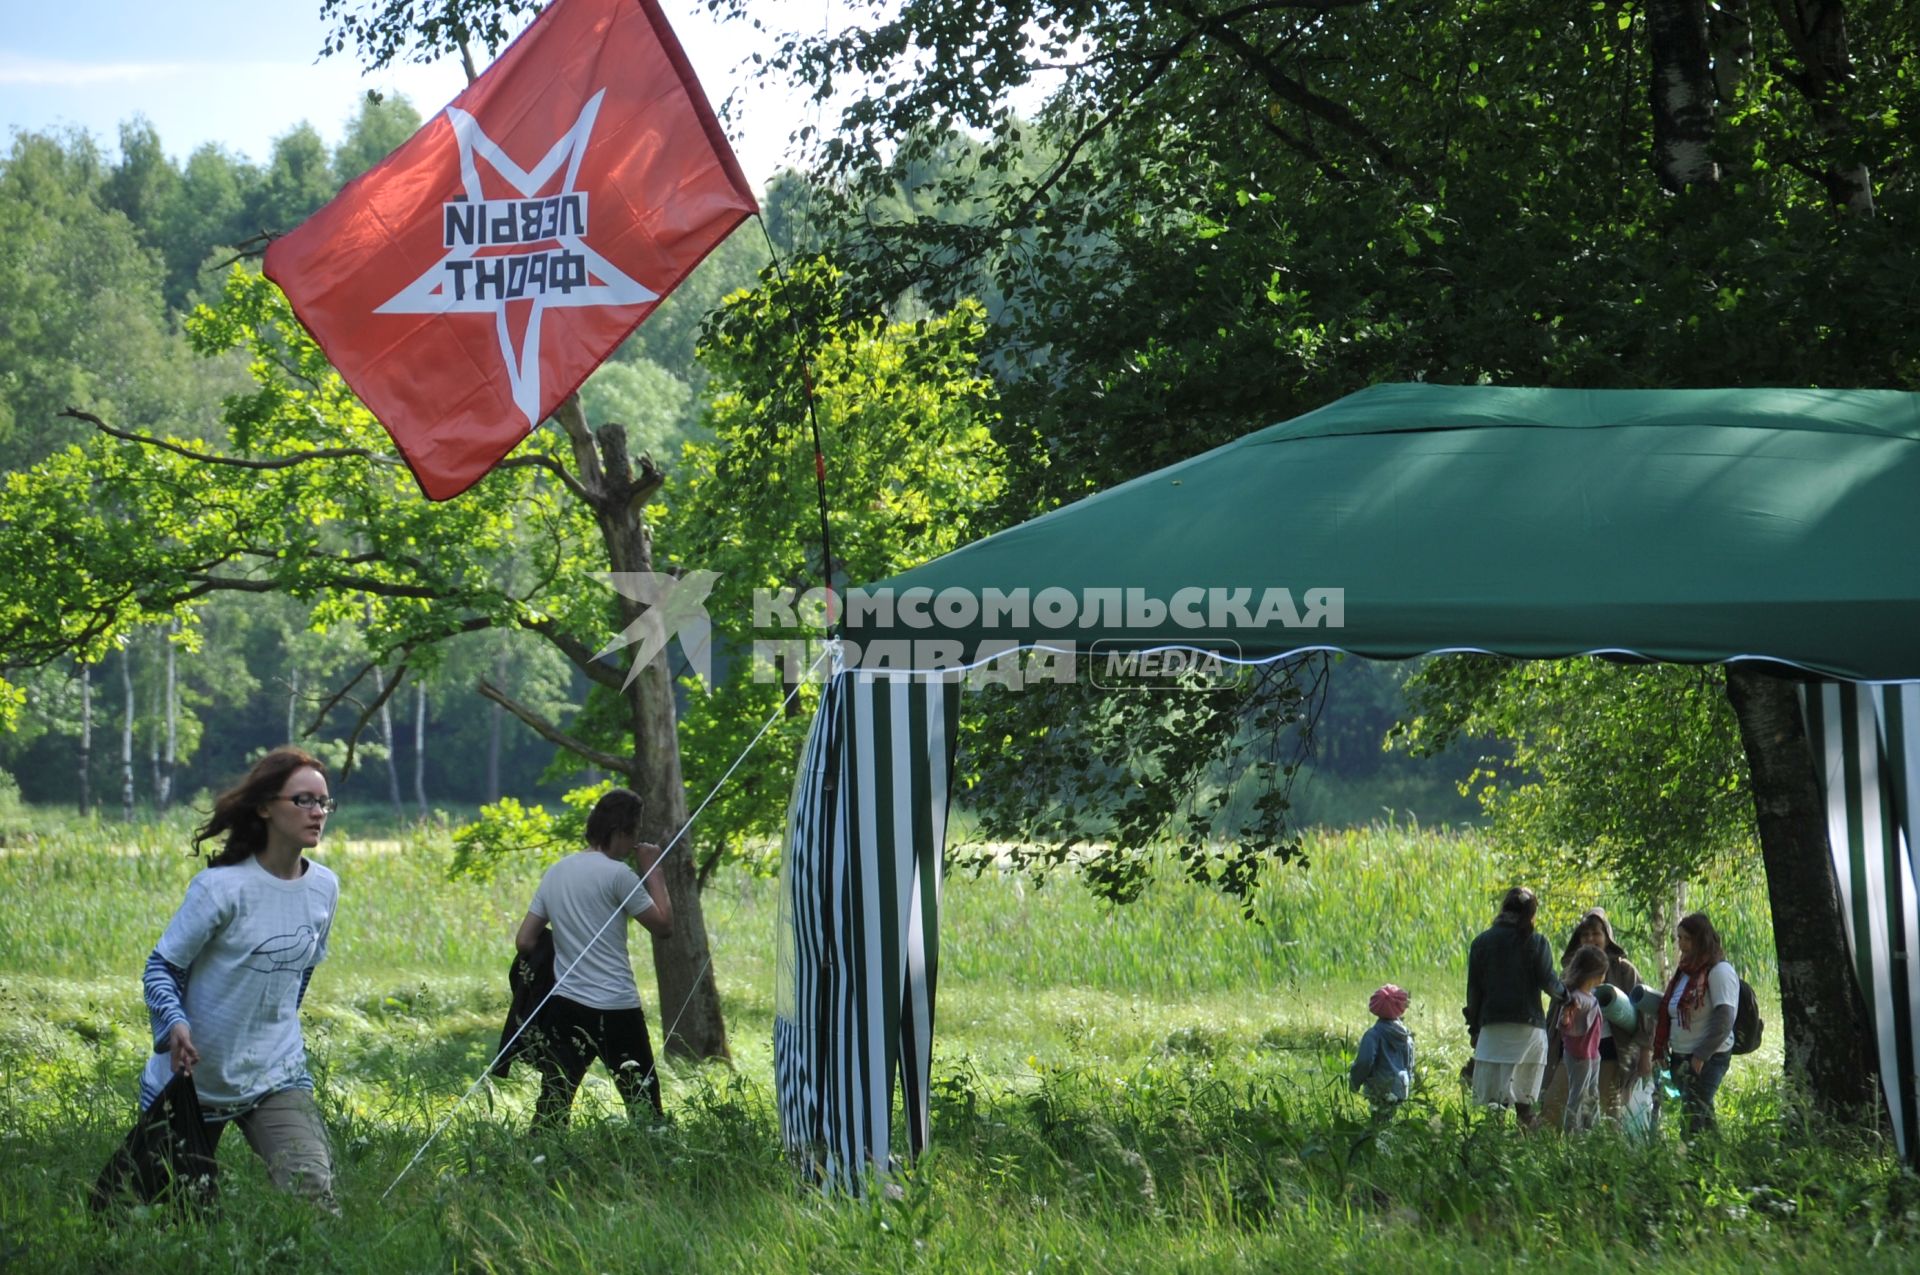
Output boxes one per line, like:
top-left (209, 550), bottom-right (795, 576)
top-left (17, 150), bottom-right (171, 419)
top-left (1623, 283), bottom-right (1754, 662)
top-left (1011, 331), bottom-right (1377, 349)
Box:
top-left (530, 993), bottom-right (663, 1127)
top-left (1668, 1050), bottom-right (1731, 1135)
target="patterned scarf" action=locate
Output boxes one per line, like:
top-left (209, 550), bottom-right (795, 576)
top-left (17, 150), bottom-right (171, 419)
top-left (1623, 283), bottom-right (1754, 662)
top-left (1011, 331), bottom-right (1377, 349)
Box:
top-left (1652, 958), bottom-right (1713, 1058)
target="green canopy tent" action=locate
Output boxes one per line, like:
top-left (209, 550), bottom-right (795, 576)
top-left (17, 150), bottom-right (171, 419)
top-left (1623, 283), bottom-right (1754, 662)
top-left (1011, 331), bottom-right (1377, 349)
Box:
top-left (773, 383), bottom-right (1920, 1188)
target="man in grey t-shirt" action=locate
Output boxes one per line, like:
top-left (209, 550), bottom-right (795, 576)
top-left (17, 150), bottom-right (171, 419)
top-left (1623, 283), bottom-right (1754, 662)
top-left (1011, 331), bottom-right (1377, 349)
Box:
top-left (514, 787), bottom-right (674, 1127)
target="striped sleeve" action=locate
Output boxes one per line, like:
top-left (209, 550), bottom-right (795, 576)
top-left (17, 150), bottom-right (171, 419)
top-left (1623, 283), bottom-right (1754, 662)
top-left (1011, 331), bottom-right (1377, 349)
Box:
top-left (143, 949), bottom-right (189, 1053)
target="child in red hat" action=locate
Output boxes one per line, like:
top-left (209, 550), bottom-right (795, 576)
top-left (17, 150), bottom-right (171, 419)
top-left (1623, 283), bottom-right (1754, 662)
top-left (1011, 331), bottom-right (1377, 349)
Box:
top-left (1350, 984), bottom-right (1415, 1118)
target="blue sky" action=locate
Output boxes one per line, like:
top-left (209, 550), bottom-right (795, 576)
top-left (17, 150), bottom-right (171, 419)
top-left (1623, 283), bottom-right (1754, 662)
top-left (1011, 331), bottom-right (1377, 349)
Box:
top-left (0, 0), bottom-right (806, 188)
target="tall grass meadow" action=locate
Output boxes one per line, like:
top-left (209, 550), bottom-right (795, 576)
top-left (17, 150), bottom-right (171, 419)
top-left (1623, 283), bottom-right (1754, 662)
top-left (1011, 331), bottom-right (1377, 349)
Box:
top-left (0, 809), bottom-right (1911, 1273)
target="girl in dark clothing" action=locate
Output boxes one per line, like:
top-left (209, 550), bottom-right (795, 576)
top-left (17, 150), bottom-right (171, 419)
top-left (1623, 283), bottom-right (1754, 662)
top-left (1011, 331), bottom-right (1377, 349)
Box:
top-left (1541, 907), bottom-right (1645, 1122)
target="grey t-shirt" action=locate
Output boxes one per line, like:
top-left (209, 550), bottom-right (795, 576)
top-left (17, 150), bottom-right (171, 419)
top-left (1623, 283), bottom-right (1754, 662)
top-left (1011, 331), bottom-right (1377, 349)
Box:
top-left (529, 851), bottom-right (655, 1010)
top-left (140, 856), bottom-right (338, 1107)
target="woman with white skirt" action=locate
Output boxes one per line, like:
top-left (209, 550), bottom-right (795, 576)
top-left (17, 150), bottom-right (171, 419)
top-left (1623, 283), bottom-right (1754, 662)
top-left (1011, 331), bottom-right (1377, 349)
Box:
top-left (1464, 887), bottom-right (1564, 1126)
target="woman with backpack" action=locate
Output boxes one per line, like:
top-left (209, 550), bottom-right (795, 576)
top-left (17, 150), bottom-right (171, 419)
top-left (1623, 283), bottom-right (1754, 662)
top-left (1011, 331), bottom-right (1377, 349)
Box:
top-left (1640, 911), bottom-right (1739, 1135)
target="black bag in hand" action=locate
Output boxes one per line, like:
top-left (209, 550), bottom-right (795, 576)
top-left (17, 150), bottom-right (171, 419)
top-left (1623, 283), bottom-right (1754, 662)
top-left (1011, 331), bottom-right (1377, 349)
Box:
top-left (90, 1073), bottom-right (218, 1213)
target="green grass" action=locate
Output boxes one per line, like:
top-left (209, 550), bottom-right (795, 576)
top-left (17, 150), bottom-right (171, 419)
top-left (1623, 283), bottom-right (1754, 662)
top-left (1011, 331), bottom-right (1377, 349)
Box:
top-left (0, 814), bottom-right (1911, 1273)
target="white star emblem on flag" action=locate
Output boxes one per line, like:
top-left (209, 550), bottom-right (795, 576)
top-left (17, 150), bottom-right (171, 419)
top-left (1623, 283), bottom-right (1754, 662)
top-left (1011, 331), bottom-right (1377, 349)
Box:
top-left (374, 88), bottom-right (659, 431)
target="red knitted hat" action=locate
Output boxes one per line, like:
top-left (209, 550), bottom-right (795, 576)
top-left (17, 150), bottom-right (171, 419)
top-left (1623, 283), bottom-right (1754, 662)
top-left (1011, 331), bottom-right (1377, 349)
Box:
top-left (1368, 984), bottom-right (1410, 1020)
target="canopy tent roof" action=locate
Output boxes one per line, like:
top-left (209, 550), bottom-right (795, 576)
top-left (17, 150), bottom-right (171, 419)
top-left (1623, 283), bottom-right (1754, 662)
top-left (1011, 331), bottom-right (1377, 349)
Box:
top-left (841, 383), bottom-right (1920, 682)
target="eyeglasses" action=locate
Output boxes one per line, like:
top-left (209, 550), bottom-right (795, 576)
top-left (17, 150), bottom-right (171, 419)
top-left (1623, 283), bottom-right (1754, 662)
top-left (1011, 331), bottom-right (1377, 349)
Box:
top-left (281, 794), bottom-right (337, 814)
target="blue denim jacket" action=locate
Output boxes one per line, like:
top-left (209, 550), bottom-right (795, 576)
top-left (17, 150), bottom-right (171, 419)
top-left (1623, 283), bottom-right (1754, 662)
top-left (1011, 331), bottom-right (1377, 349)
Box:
top-left (1349, 1018), bottom-right (1415, 1102)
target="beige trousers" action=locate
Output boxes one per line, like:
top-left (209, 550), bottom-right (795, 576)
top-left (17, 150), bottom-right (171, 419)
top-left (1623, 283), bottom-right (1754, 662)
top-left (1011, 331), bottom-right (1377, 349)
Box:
top-left (211, 1086), bottom-right (336, 1209)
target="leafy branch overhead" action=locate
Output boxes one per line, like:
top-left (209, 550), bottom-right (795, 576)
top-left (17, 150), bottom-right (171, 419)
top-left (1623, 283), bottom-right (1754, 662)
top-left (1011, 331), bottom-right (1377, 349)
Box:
top-left (1393, 656), bottom-right (1757, 955)
top-left (0, 267), bottom-right (616, 767)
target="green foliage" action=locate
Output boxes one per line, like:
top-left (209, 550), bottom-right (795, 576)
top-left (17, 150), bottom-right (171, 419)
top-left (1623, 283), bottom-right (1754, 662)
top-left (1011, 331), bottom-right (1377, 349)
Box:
top-left (450, 781), bottom-right (610, 881)
top-left (652, 256), bottom-right (1011, 860)
top-left (1394, 657), bottom-right (1757, 957)
top-left (725, 1), bottom-right (1920, 515)
top-left (331, 93), bottom-right (424, 182)
top-left (955, 661), bottom-right (1320, 913)
top-left (576, 357), bottom-right (695, 458)
top-left (672, 255), bottom-right (1010, 589)
top-left (319, 0), bottom-right (541, 69)
top-left (0, 120), bottom-right (594, 813)
top-left (446, 255), bottom-right (1013, 881)
top-left (249, 124), bottom-right (337, 238)
top-left (0, 261), bottom-right (627, 814)
top-left (0, 131), bottom-right (215, 470)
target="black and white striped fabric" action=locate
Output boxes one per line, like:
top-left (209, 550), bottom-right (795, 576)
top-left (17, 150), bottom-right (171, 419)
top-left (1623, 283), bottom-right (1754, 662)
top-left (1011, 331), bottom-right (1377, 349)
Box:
top-left (1802, 681), bottom-right (1920, 1161)
top-left (775, 669), bottom-right (961, 1190)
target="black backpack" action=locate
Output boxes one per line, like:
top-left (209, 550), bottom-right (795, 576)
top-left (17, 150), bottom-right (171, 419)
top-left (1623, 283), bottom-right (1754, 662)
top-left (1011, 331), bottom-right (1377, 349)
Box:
top-left (1731, 976), bottom-right (1764, 1055)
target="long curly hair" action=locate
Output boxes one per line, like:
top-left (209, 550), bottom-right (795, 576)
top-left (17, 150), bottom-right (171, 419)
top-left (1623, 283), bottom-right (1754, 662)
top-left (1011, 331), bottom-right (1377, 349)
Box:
top-left (194, 747), bottom-right (327, 866)
top-left (1676, 912), bottom-right (1727, 971)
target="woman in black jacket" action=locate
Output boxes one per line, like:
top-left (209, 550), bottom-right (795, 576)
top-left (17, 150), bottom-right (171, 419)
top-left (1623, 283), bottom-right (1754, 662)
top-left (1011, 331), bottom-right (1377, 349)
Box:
top-left (1464, 887), bottom-right (1564, 1127)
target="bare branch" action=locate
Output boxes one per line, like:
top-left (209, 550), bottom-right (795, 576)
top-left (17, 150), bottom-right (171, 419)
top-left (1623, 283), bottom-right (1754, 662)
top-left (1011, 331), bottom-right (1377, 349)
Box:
top-left (206, 231), bottom-right (277, 272)
top-left (337, 664), bottom-right (409, 780)
top-left (302, 660), bottom-right (378, 739)
top-left (477, 677), bottom-right (636, 778)
top-left (183, 572), bottom-right (447, 599)
top-left (62, 408), bottom-right (396, 469)
top-left (527, 619), bottom-right (627, 691)
top-left (496, 451), bottom-right (593, 504)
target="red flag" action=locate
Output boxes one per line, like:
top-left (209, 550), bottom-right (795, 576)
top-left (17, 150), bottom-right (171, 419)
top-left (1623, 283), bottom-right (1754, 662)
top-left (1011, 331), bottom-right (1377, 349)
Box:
top-left (264, 0), bottom-right (758, 500)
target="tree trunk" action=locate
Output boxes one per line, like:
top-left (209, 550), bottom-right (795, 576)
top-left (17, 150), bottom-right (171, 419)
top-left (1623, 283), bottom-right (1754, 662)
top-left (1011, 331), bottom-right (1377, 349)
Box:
top-left (559, 396), bottom-right (730, 1061)
top-left (413, 684), bottom-right (429, 818)
top-left (1650, 892), bottom-right (1671, 984)
top-left (380, 680), bottom-right (404, 816)
top-left (287, 666), bottom-right (300, 744)
top-left (486, 655), bottom-right (504, 803)
top-left (1649, 0), bottom-right (1719, 190)
top-left (1707, 0), bottom-right (1754, 102)
top-left (630, 521), bottom-right (730, 1063)
top-left (1770, 0), bottom-right (1873, 213)
top-left (1725, 665), bottom-right (1880, 1117)
top-left (119, 647), bottom-right (135, 822)
top-left (147, 660), bottom-right (161, 806)
top-left (1649, 877), bottom-right (1689, 982)
top-left (158, 623), bottom-right (177, 810)
top-left (77, 662), bottom-right (92, 816)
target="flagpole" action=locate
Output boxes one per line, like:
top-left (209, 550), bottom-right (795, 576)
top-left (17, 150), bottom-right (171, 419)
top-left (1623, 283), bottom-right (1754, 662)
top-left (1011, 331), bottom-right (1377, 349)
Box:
top-left (757, 216), bottom-right (837, 633)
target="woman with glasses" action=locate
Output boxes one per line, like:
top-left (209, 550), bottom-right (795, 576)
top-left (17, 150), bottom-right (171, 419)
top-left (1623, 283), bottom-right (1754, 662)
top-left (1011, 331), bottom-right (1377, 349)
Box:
top-left (134, 746), bottom-right (342, 1209)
